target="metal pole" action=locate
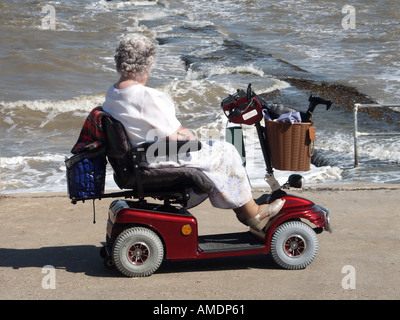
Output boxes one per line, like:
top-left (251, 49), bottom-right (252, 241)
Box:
top-left (255, 121), bottom-right (274, 175)
top-left (353, 103), bottom-right (400, 166)
top-left (353, 104), bottom-right (359, 167)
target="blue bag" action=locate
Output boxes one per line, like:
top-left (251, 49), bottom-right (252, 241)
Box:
top-left (65, 148), bottom-right (106, 201)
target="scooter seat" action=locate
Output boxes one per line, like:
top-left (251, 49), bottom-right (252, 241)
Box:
top-left (118, 166), bottom-right (214, 195)
top-left (102, 114), bottom-right (214, 198)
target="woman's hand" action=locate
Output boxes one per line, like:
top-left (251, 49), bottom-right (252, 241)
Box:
top-left (168, 125), bottom-right (197, 141)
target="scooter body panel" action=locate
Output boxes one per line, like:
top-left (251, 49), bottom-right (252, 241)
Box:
top-left (107, 200), bottom-right (199, 260)
top-left (264, 194), bottom-right (329, 251)
top-left (106, 193), bottom-right (329, 262)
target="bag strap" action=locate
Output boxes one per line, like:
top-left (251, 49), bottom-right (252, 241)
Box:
top-left (308, 126), bottom-right (316, 157)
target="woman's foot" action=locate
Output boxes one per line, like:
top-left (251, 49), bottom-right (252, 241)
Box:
top-left (246, 199), bottom-right (285, 231)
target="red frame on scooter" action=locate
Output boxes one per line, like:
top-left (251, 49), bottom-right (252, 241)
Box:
top-left (107, 194), bottom-right (328, 262)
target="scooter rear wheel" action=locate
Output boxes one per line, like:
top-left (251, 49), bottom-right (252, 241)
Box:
top-left (112, 227), bottom-right (164, 277)
top-left (270, 221), bottom-right (318, 270)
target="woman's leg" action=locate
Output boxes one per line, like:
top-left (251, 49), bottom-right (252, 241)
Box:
top-left (234, 198), bottom-right (285, 231)
top-left (181, 140), bottom-right (284, 229)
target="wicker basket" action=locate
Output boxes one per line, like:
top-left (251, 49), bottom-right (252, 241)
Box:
top-left (265, 120), bottom-right (315, 171)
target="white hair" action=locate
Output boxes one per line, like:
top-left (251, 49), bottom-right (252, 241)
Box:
top-left (114, 35), bottom-right (156, 80)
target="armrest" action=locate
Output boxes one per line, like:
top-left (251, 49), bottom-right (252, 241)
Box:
top-left (130, 140), bottom-right (202, 197)
top-left (132, 140), bottom-right (202, 155)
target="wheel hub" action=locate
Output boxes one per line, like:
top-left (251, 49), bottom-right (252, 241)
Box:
top-left (283, 235), bottom-right (306, 257)
top-left (128, 242), bottom-right (150, 265)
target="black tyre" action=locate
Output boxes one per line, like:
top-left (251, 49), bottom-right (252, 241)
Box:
top-left (271, 221), bottom-right (318, 270)
top-left (112, 227), bottom-right (164, 277)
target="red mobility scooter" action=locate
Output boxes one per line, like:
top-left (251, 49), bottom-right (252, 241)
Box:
top-left (68, 85), bottom-right (332, 277)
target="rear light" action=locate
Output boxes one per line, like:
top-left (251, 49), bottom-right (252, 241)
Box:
top-left (181, 224), bottom-right (192, 236)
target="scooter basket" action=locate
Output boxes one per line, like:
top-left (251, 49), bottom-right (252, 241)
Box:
top-left (265, 120), bottom-right (315, 171)
top-left (65, 149), bottom-right (107, 200)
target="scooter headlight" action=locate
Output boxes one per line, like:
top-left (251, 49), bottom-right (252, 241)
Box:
top-left (319, 206), bottom-right (332, 233)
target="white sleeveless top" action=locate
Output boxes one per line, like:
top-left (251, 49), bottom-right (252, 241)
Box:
top-left (102, 84), bottom-right (181, 147)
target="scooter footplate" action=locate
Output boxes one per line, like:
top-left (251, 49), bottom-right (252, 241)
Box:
top-left (198, 231), bottom-right (264, 253)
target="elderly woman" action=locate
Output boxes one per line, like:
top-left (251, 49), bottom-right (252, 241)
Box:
top-left (102, 35), bottom-right (285, 232)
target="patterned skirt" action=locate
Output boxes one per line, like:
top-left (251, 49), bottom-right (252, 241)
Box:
top-left (147, 141), bottom-right (252, 209)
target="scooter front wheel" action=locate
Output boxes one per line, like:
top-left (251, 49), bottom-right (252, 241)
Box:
top-left (270, 221), bottom-right (318, 270)
top-left (112, 227), bottom-right (164, 277)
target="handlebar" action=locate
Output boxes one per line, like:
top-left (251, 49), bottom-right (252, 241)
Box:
top-left (308, 95), bottom-right (333, 111)
top-left (303, 95), bottom-right (333, 122)
top-left (221, 83), bottom-right (333, 125)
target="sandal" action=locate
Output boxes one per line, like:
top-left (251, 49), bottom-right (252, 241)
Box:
top-left (247, 199), bottom-right (285, 231)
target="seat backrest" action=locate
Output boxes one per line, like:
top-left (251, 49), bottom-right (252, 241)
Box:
top-left (102, 115), bottom-right (135, 189)
top-left (101, 113), bottom-right (214, 200)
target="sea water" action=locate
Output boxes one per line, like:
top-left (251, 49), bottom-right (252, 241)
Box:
top-left (1, 0), bottom-right (399, 194)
